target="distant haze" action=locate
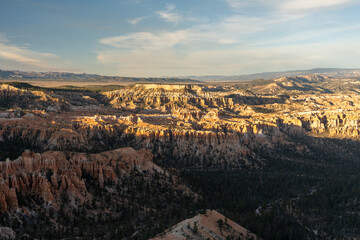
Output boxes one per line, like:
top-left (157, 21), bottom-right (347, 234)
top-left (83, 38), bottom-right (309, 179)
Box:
top-left (1, 68), bottom-right (360, 83)
top-left (187, 68), bottom-right (360, 81)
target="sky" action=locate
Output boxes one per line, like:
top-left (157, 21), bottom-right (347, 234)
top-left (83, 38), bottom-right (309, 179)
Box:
top-left (1, 0), bottom-right (360, 77)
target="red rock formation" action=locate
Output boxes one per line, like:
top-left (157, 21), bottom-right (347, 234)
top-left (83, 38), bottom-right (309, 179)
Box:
top-left (0, 147), bottom-right (158, 212)
top-left (1, 83), bottom-right (360, 171)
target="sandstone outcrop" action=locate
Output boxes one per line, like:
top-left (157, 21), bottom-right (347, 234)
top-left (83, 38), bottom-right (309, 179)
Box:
top-left (1, 83), bottom-right (360, 171)
top-left (1, 80), bottom-right (360, 239)
top-left (0, 148), bottom-right (159, 212)
top-left (104, 84), bottom-right (234, 112)
top-left (151, 210), bottom-right (258, 240)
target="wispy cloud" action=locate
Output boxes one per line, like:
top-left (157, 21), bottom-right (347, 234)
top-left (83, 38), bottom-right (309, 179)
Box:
top-left (0, 39), bottom-right (56, 69)
top-left (225, 0), bottom-right (360, 13)
top-left (96, 39), bottom-right (360, 77)
top-left (0, 34), bottom-right (9, 43)
top-left (280, 0), bottom-right (358, 11)
top-left (97, 11), bottom-right (360, 77)
top-left (156, 4), bottom-right (182, 24)
top-left (224, 0), bottom-right (249, 9)
top-left (98, 26), bottom-right (239, 52)
top-left (99, 30), bottom-right (191, 50)
top-left (127, 16), bottom-right (149, 25)
top-left (0, 34), bottom-right (75, 71)
top-left (96, 0), bottom-right (360, 76)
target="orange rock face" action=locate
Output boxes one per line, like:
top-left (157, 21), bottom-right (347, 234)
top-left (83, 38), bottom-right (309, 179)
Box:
top-left (1, 83), bottom-right (360, 171)
top-left (0, 147), bottom-right (157, 212)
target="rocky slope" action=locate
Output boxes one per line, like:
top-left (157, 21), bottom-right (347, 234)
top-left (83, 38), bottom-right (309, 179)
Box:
top-left (151, 210), bottom-right (258, 240)
top-left (0, 148), bottom-right (198, 239)
top-left (1, 83), bottom-right (360, 170)
top-left (0, 84), bottom-right (70, 111)
top-left (1, 81), bottom-right (360, 239)
top-left (0, 147), bottom-right (159, 211)
top-left (238, 75), bottom-right (360, 95)
top-left (104, 84), bottom-right (234, 111)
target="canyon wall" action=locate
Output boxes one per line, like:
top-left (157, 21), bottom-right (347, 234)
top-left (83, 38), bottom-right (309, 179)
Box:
top-left (0, 147), bottom-right (159, 212)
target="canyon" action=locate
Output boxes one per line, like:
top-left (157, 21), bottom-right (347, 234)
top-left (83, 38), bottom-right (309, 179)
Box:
top-left (1, 81), bottom-right (359, 169)
top-left (0, 75), bottom-right (360, 239)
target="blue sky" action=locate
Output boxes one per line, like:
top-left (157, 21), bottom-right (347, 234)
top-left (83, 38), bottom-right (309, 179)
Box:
top-left (1, 0), bottom-right (360, 77)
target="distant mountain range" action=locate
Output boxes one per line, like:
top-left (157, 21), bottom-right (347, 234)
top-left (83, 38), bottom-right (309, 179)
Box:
top-left (1, 68), bottom-right (360, 83)
top-left (188, 68), bottom-right (360, 81)
top-left (0, 69), bottom-right (201, 83)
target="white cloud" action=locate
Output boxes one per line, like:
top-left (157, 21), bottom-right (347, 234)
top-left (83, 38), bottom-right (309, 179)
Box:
top-left (98, 25), bottom-right (242, 54)
top-left (215, 15), bottom-right (267, 34)
top-left (0, 39), bottom-right (57, 69)
top-left (0, 34), bottom-right (77, 72)
top-left (96, 40), bottom-right (360, 77)
top-left (127, 16), bottom-right (149, 25)
top-left (225, 0), bottom-right (360, 13)
top-left (156, 4), bottom-right (182, 24)
top-left (97, 9), bottom-right (360, 76)
top-left (99, 30), bottom-right (191, 50)
top-left (281, 0), bottom-right (358, 11)
top-left (224, 0), bottom-right (249, 9)
top-left (95, 0), bottom-right (360, 77)
top-left (218, 39), bottom-right (237, 44)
